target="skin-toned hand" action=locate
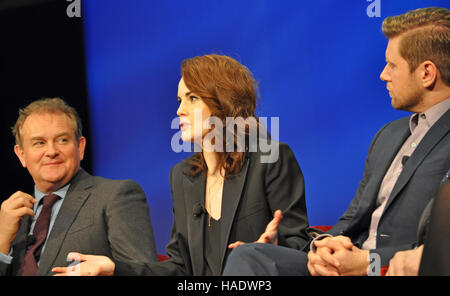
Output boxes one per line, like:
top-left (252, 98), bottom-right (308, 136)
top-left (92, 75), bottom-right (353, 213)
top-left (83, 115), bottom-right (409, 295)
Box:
top-left (328, 245), bottom-right (370, 276)
top-left (52, 252), bottom-right (115, 276)
top-left (307, 247), bottom-right (341, 276)
top-left (0, 191), bottom-right (36, 255)
top-left (386, 245), bottom-right (423, 276)
top-left (307, 235), bottom-right (355, 276)
top-left (228, 210), bottom-right (283, 249)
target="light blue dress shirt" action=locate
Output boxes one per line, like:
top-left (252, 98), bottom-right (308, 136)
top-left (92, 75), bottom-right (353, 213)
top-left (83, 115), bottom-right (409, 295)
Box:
top-left (0, 183), bottom-right (70, 265)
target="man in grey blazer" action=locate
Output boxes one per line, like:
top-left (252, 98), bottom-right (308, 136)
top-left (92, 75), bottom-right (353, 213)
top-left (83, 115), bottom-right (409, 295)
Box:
top-left (0, 98), bottom-right (157, 276)
top-left (223, 7), bottom-right (450, 276)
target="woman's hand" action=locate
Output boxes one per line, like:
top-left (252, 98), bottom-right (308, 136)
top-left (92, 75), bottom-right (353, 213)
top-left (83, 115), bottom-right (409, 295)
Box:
top-left (52, 252), bottom-right (115, 276)
top-left (228, 210), bottom-right (283, 249)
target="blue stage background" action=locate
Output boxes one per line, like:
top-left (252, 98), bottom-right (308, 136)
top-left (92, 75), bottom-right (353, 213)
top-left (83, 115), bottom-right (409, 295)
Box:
top-left (82, 0), bottom-right (449, 254)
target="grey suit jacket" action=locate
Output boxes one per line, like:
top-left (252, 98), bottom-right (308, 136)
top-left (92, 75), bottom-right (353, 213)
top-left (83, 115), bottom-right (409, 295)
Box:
top-left (115, 141), bottom-right (310, 275)
top-left (327, 109), bottom-right (450, 266)
top-left (0, 168), bottom-right (157, 276)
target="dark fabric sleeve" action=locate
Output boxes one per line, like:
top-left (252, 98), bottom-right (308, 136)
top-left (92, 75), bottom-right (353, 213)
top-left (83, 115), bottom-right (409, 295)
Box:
top-left (104, 180), bottom-right (158, 265)
top-left (264, 142), bottom-right (309, 249)
top-left (115, 167), bottom-right (189, 276)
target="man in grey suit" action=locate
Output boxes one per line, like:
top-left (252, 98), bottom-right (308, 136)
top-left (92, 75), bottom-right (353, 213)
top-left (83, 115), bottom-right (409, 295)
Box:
top-left (223, 7), bottom-right (450, 276)
top-left (0, 97), bottom-right (157, 276)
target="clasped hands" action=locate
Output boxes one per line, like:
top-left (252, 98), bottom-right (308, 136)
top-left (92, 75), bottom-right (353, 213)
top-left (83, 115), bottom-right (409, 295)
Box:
top-left (307, 236), bottom-right (424, 276)
top-left (232, 211), bottom-right (370, 276)
top-left (307, 235), bottom-right (370, 276)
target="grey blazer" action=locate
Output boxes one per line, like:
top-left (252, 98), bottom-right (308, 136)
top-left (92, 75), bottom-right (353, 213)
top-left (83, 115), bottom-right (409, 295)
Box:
top-left (327, 109), bottom-right (450, 266)
top-left (115, 141), bottom-right (310, 275)
top-left (0, 168), bottom-right (158, 276)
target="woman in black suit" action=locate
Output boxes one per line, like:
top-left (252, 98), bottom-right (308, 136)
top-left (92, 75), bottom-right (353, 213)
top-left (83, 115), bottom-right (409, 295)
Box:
top-left (52, 54), bottom-right (309, 276)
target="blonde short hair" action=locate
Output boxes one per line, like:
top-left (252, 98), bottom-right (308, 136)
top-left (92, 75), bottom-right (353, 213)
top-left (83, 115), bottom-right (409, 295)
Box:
top-left (12, 97), bottom-right (83, 147)
top-left (382, 7), bottom-right (450, 85)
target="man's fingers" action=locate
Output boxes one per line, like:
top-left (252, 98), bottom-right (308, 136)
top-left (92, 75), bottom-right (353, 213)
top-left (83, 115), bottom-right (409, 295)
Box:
top-left (335, 236), bottom-right (354, 249)
top-left (13, 207), bottom-right (34, 218)
top-left (316, 247), bottom-right (340, 268)
top-left (308, 249), bottom-right (326, 266)
top-left (308, 249), bottom-right (340, 276)
top-left (4, 197), bottom-right (34, 211)
top-left (3, 193), bottom-right (36, 213)
top-left (307, 261), bottom-right (318, 276)
top-left (315, 237), bottom-right (353, 251)
top-left (314, 263), bottom-right (340, 276)
top-left (9, 192), bottom-right (36, 205)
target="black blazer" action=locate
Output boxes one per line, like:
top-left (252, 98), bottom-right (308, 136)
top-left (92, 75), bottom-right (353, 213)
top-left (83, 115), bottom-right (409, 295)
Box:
top-left (115, 141), bottom-right (309, 275)
top-left (419, 178), bottom-right (450, 275)
top-left (416, 167), bottom-right (450, 246)
top-left (0, 168), bottom-right (158, 276)
top-left (326, 109), bottom-right (450, 266)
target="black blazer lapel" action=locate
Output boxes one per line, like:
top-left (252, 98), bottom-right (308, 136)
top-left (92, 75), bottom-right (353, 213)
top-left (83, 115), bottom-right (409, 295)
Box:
top-left (184, 172), bottom-right (206, 276)
top-left (384, 110), bottom-right (450, 213)
top-left (219, 158), bottom-right (250, 272)
top-left (37, 169), bottom-right (92, 275)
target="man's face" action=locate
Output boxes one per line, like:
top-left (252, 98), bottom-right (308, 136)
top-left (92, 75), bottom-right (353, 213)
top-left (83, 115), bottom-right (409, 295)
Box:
top-left (14, 112), bottom-right (86, 193)
top-left (380, 36), bottom-right (424, 112)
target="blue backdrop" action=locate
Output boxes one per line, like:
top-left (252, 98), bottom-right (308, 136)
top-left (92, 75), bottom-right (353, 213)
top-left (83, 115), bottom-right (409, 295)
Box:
top-left (82, 0), bottom-right (449, 254)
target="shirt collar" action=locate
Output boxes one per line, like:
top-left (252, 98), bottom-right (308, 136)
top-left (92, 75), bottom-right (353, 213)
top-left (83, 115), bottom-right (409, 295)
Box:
top-left (34, 182), bottom-right (70, 208)
top-left (409, 98), bottom-right (450, 133)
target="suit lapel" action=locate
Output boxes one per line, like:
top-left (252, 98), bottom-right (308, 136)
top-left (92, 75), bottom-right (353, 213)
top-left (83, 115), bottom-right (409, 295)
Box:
top-left (353, 123), bottom-right (411, 220)
top-left (184, 171), bottom-right (206, 276)
top-left (384, 110), bottom-right (450, 213)
top-left (219, 158), bottom-right (250, 272)
top-left (37, 169), bottom-right (93, 275)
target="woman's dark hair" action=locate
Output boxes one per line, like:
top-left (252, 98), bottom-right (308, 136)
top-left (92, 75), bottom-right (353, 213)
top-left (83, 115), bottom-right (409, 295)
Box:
top-left (181, 54), bottom-right (259, 179)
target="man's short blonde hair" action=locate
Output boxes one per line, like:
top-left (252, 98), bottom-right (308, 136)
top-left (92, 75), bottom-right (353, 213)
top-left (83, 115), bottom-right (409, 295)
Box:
top-left (12, 97), bottom-right (83, 147)
top-left (382, 7), bottom-right (450, 85)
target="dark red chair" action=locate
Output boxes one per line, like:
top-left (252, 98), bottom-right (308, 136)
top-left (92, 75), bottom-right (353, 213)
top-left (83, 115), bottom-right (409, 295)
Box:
top-left (310, 225), bottom-right (332, 232)
top-left (157, 254), bottom-right (169, 262)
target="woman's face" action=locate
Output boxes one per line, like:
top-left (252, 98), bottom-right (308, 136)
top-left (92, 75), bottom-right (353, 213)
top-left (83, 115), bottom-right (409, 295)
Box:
top-left (177, 77), bottom-right (212, 144)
